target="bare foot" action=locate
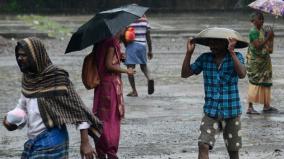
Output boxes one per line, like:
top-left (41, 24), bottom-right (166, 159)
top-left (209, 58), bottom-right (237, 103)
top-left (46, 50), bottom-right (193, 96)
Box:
top-left (127, 91), bottom-right (138, 97)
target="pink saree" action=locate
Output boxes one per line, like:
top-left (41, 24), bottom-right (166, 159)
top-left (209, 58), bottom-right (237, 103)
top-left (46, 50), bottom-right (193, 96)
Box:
top-left (93, 37), bottom-right (124, 159)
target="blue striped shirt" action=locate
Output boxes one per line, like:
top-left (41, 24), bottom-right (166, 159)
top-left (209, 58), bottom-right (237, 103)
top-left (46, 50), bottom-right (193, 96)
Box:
top-left (190, 52), bottom-right (244, 118)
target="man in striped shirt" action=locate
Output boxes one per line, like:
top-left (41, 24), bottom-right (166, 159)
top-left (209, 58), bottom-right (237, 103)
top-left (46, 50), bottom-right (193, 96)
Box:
top-left (124, 15), bottom-right (154, 96)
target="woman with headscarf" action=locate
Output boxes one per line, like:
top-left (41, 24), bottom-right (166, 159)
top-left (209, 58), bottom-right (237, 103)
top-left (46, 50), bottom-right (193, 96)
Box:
top-left (246, 11), bottom-right (278, 114)
top-left (3, 37), bottom-right (103, 159)
top-left (93, 30), bottom-right (135, 159)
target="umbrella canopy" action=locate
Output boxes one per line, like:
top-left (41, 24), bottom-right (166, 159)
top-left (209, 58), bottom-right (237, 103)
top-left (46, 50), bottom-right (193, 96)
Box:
top-left (193, 27), bottom-right (248, 48)
top-left (100, 3), bottom-right (148, 17)
top-left (248, 0), bottom-right (284, 16)
top-left (65, 4), bottom-right (148, 53)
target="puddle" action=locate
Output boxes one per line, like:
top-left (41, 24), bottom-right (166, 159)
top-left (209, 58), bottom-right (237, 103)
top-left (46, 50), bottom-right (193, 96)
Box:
top-left (266, 116), bottom-right (284, 122)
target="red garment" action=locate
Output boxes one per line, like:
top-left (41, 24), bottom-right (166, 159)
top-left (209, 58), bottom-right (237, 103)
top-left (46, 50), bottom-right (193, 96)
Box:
top-left (93, 37), bottom-right (124, 159)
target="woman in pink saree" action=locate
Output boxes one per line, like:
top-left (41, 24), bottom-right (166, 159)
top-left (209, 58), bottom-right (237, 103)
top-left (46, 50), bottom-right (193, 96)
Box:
top-left (93, 30), bottom-right (135, 159)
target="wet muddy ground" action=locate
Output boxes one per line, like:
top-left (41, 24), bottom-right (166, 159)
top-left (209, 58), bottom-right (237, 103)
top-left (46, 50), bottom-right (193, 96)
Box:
top-left (1, 12), bottom-right (284, 158)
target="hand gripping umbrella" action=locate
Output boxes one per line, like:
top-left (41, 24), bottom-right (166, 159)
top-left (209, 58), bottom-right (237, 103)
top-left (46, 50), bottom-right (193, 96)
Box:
top-left (248, 0), bottom-right (284, 17)
top-left (249, 0), bottom-right (284, 27)
top-left (65, 4), bottom-right (148, 53)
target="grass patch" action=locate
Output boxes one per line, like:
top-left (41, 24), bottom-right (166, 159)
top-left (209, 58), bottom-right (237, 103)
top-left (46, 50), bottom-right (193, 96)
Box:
top-left (18, 15), bottom-right (72, 39)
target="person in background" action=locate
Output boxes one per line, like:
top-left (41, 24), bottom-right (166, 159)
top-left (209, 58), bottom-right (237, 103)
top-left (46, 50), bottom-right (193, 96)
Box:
top-left (3, 37), bottom-right (102, 159)
top-left (246, 11), bottom-right (278, 114)
top-left (93, 29), bottom-right (135, 159)
top-left (124, 15), bottom-right (154, 97)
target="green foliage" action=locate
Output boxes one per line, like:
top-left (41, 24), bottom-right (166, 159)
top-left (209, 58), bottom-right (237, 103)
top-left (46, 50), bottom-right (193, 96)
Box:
top-left (1, 0), bottom-right (21, 12)
top-left (240, 0), bottom-right (255, 6)
top-left (18, 15), bottom-right (72, 39)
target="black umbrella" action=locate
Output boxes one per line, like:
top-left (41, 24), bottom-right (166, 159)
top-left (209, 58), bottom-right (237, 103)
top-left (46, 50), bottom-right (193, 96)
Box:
top-left (65, 4), bottom-right (148, 53)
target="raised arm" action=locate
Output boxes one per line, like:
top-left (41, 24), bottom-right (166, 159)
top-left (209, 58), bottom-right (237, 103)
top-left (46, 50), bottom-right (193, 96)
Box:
top-left (228, 38), bottom-right (246, 79)
top-left (252, 30), bottom-right (273, 50)
top-left (181, 39), bottom-right (196, 78)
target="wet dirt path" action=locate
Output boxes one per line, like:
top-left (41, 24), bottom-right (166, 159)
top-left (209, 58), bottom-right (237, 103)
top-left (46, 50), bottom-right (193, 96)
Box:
top-left (1, 12), bottom-right (284, 158)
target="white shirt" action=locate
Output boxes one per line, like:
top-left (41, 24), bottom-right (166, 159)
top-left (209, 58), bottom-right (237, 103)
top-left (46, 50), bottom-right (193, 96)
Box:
top-left (9, 94), bottom-right (90, 139)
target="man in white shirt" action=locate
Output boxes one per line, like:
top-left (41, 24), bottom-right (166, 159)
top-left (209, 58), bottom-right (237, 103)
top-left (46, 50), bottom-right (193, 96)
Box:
top-left (3, 37), bottom-right (102, 159)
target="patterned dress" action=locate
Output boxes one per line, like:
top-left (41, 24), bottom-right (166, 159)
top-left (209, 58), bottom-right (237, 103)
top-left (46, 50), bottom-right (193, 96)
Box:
top-left (93, 38), bottom-right (124, 159)
top-left (246, 27), bottom-right (273, 104)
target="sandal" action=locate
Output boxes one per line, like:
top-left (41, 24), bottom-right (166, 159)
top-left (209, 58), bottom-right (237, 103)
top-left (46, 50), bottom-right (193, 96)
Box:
top-left (148, 79), bottom-right (154, 95)
top-left (263, 106), bottom-right (278, 113)
top-left (126, 91), bottom-right (138, 97)
top-left (246, 108), bottom-right (260, 115)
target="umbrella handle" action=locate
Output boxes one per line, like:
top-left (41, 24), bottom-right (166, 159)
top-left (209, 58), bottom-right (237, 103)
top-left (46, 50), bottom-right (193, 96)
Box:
top-left (272, 16), bottom-right (278, 29)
